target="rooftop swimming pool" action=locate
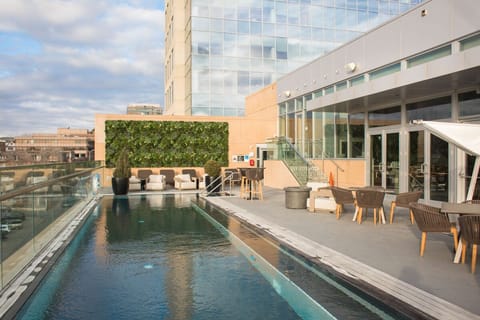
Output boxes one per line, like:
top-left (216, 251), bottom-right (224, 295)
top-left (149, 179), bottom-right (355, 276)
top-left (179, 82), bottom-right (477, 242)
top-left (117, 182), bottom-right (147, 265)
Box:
top-left (16, 194), bottom-right (411, 319)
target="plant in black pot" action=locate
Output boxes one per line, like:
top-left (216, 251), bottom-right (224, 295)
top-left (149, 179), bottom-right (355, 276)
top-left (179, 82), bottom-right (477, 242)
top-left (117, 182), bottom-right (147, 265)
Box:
top-left (204, 159), bottom-right (222, 195)
top-left (111, 149), bottom-right (131, 195)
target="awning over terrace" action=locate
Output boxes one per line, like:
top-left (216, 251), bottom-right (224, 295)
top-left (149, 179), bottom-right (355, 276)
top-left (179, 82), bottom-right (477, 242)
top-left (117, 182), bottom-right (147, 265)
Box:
top-left (421, 121), bottom-right (480, 200)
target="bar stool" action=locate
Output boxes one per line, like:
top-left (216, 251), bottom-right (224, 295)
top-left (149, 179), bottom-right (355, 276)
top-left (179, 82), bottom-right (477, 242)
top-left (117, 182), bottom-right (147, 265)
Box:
top-left (246, 168), bottom-right (263, 200)
top-left (254, 168), bottom-right (264, 200)
top-left (239, 168), bottom-right (250, 199)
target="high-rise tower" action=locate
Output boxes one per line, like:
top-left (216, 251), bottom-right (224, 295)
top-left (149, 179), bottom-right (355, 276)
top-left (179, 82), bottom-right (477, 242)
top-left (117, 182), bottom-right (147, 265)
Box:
top-left (164, 0), bottom-right (422, 116)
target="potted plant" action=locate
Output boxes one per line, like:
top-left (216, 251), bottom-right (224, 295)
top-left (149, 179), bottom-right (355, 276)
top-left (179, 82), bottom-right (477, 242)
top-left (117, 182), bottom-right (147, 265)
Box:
top-left (112, 149), bottom-right (131, 195)
top-left (204, 159), bottom-right (222, 195)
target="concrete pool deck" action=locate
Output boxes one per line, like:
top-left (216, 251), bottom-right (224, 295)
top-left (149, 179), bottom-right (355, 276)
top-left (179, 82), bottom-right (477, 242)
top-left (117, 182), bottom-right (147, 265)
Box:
top-left (204, 186), bottom-right (480, 320)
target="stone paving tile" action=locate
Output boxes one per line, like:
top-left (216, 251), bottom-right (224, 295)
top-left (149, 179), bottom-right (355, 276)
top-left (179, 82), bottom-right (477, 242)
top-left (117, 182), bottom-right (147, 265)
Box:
top-left (206, 186), bottom-right (480, 318)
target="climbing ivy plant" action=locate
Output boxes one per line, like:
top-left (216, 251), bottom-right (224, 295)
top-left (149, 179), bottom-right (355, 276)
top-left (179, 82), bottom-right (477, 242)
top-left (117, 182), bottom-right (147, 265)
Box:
top-left (105, 120), bottom-right (229, 168)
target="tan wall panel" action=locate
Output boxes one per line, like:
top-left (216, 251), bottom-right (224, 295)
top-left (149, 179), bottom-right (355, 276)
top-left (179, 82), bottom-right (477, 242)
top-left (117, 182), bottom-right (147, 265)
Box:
top-left (263, 160), bottom-right (299, 189)
top-left (311, 159), bottom-right (365, 188)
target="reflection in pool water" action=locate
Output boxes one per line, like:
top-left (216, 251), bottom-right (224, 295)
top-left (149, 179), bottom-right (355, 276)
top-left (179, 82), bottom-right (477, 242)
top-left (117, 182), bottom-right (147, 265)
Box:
top-left (18, 194), bottom-right (408, 320)
top-left (18, 194), bottom-right (302, 320)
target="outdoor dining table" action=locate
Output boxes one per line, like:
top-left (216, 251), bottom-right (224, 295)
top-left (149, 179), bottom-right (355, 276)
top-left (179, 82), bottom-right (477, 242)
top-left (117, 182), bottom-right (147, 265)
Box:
top-left (441, 202), bottom-right (480, 263)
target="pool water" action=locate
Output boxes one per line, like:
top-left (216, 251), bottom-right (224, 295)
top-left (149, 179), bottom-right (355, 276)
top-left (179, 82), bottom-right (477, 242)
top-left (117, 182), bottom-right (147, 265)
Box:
top-left (18, 195), bottom-right (303, 320)
top-left (17, 194), bottom-right (410, 319)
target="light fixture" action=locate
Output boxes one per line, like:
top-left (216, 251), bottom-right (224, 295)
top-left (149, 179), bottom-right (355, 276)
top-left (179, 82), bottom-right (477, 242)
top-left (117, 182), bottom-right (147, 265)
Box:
top-left (345, 62), bottom-right (357, 73)
top-left (284, 90), bottom-right (291, 97)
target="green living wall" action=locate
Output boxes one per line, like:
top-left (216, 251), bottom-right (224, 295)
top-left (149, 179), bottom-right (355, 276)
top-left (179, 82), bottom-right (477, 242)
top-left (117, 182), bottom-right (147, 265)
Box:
top-left (105, 120), bottom-right (229, 167)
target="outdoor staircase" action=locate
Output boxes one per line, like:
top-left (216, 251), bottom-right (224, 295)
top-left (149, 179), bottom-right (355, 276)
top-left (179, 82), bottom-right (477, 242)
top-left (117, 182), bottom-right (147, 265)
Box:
top-left (266, 137), bottom-right (328, 185)
top-left (285, 159), bottom-right (328, 185)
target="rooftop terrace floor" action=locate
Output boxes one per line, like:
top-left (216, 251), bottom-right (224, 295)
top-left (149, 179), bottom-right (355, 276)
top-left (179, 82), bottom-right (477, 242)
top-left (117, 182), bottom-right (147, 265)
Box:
top-left (200, 186), bottom-right (480, 319)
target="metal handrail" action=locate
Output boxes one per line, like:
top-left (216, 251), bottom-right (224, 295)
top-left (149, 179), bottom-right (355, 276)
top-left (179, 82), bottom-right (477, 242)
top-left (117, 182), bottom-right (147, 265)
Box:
top-left (0, 166), bottom-right (103, 202)
top-left (320, 151), bottom-right (345, 186)
top-left (321, 151), bottom-right (345, 173)
top-left (269, 137), bottom-right (310, 184)
top-left (203, 175), bottom-right (224, 196)
top-left (0, 160), bottom-right (101, 171)
top-left (221, 171), bottom-right (236, 195)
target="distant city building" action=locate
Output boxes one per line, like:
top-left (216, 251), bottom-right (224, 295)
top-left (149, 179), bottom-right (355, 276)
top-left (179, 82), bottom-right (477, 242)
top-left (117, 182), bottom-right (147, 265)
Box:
top-left (0, 137), bottom-right (15, 164)
top-left (164, 0), bottom-right (423, 117)
top-left (127, 104), bottom-right (163, 115)
top-left (3, 128), bottom-right (94, 165)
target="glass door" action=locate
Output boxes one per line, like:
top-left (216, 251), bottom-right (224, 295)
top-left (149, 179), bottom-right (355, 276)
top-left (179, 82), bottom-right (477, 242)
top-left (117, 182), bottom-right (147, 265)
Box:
top-left (430, 135), bottom-right (449, 202)
top-left (370, 134), bottom-right (383, 188)
top-left (369, 132), bottom-right (400, 193)
top-left (408, 131), bottom-right (425, 194)
top-left (386, 133), bottom-right (400, 193)
top-left (408, 130), bottom-right (449, 202)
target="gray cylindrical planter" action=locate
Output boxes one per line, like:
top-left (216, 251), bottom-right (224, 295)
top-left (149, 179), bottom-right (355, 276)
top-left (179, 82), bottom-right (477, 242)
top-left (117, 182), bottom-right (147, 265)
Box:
top-left (284, 186), bottom-right (312, 209)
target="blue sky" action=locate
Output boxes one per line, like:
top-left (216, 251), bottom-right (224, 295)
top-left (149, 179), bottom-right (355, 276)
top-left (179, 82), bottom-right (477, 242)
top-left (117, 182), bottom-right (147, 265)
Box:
top-left (0, 0), bottom-right (165, 136)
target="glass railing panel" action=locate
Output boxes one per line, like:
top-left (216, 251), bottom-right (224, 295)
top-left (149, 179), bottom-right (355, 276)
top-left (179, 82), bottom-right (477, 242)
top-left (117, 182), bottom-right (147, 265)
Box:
top-left (266, 137), bottom-right (310, 185)
top-left (0, 163), bottom-right (102, 289)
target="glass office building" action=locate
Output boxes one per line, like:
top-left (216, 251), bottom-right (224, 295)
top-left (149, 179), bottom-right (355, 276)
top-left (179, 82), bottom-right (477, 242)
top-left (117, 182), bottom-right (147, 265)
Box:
top-left (164, 0), bottom-right (422, 116)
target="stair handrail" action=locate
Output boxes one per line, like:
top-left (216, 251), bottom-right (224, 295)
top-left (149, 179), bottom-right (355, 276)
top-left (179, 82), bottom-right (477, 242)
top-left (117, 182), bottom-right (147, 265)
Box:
top-left (321, 151), bottom-right (345, 186)
top-left (202, 175), bottom-right (224, 196)
top-left (267, 136), bottom-right (310, 184)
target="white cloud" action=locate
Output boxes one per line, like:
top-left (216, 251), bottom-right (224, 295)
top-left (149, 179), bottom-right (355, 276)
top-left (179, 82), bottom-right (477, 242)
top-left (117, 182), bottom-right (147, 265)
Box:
top-left (0, 0), bottom-right (165, 136)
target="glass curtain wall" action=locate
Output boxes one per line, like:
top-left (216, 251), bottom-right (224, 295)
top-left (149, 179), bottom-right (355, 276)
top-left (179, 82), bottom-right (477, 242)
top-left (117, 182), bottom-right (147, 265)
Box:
top-left (279, 103), bottom-right (366, 160)
top-left (459, 90), bottom-right (480, 118)
top-left (295, 98), bottom-right (303, 151)
top-left (349, 113), bottom-right (365, 158)
top-left (189, 0), bottom-right (422, 116)
top-left (312, 111), bottom-right (323, 158)
top-left (305, 110), bottom-right (313, 158)
top-left (286, 100), bottom-right (295, 142)
top-left (335, 113), bottom-right (348, 158)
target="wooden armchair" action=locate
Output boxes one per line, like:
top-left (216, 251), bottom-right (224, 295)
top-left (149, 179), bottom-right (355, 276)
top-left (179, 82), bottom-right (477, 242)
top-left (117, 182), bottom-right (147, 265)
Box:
top-left (458, 215), bottom-right (480, 273)
top-left (409, 203), bottom-right (458, 257)
top-left (330, 186), bottom-right (355, 219)
top-left (389, 191), bottom-right (422, 224)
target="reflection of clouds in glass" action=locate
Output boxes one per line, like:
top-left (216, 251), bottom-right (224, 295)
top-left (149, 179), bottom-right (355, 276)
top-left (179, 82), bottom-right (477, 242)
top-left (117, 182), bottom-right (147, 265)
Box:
top-left (189, 1), bottom-right (420, 116)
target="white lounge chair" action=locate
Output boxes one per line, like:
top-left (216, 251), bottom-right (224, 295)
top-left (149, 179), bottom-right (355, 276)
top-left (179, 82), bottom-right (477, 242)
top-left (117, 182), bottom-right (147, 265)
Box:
top-left (129, 176), bottom-right (141, 191)
top-left (174, 174), bottom-right (197, 190)
top-left (146, 174), bottom-right (166, 191)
